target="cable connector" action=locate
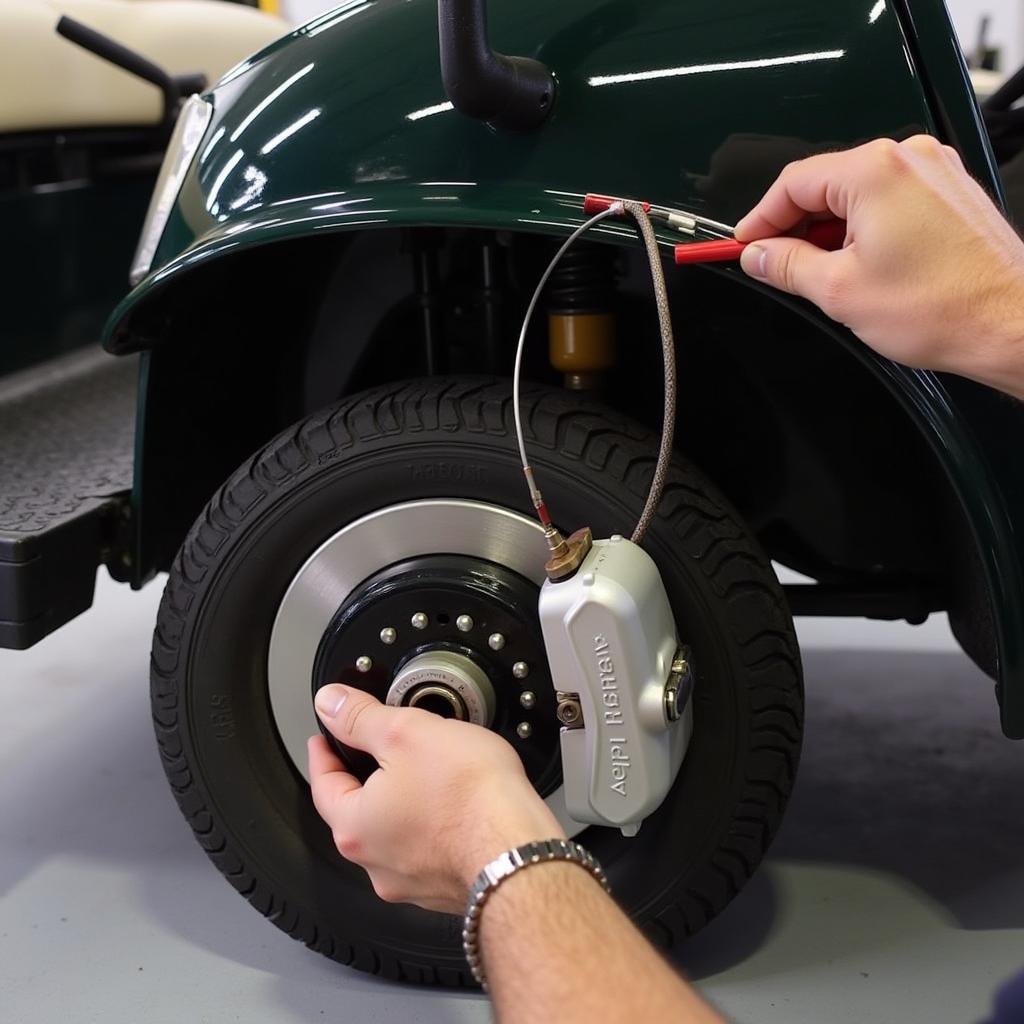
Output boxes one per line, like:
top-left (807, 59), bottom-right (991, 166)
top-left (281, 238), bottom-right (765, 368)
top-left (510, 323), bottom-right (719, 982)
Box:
top-left (665, 211), bottom-right (697, 234)
top-left (582, 194), bottom-right (696, 235)
top-left (545, 526), bottom-right (593, 582)
top-left (583, 193), bottom-right (640, 215)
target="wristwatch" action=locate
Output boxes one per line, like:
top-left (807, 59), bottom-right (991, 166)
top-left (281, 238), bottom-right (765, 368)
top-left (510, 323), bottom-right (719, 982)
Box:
top-left (462, 838), bottom-right (610, 989)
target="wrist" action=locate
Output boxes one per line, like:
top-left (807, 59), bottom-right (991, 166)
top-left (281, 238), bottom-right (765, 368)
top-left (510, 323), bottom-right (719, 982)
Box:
top-left (955, 273), bottom-right (1024, 399)
top-left (463, 840), bottom-right (610, 990)
top-left (455, 790), bottom-right (567, 891)
top-left (985, 310), bottom-right (1024, 400)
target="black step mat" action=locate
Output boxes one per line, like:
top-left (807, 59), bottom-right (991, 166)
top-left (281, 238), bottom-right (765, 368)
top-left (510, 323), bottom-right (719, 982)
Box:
top-left (0, 348), bottom-right (136, 536)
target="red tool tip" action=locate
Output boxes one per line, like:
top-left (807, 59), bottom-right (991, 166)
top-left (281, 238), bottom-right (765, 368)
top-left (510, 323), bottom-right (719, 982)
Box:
top-left (674, 219), bottom-right (847, 265)
top-left (674, 239), bottom-right (744, 265)
top-left (583, 193), bottom-right (650, 215)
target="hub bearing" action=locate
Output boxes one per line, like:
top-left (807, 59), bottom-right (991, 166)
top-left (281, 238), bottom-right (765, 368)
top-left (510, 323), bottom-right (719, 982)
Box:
top-left (388, 650), bottom-right (496, 725)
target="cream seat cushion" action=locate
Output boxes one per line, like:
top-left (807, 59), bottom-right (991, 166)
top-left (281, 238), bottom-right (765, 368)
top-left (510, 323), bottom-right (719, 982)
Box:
top-left (1, 0), bottom-right (289, 132)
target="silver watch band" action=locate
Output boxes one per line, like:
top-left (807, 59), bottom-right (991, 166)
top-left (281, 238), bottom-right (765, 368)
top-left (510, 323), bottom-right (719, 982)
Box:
top-left (462, 838), bottom-right (610, 989)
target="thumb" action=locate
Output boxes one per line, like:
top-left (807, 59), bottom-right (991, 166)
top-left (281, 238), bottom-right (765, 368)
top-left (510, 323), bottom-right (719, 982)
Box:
top-left (739, 236), bottom-right (836, 304)
top-left (314, 684), bottom-right (395, 756)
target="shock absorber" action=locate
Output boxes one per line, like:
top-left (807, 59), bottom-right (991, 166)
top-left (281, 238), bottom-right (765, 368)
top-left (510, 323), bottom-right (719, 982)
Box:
top-left (546, 243), bottom-right (617, 390)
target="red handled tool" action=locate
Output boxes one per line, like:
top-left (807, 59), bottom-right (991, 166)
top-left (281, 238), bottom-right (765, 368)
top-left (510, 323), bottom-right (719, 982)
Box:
top-left (674, 219), bottom-right (846, 264)
top-left (581, 194), bottom-right (845, 264)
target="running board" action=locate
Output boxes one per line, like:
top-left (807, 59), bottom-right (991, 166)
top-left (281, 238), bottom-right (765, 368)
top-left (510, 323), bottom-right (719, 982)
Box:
top-left (0, 347), bottom-right (136, 649)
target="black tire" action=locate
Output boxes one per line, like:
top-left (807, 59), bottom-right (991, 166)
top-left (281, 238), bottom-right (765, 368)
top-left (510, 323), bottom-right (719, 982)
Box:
top-left (151, 376), bottom-right (803, 985)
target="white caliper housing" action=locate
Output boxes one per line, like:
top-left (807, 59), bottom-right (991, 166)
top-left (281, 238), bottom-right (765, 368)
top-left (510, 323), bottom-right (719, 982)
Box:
top-left (539, 535), bottom-right (692, 835)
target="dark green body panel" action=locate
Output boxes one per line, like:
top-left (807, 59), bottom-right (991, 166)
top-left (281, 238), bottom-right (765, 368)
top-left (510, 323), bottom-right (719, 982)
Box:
top-left (110, 0), bottom-right (942, 296)
top-left (104, 0), bottom-right (1024, 738)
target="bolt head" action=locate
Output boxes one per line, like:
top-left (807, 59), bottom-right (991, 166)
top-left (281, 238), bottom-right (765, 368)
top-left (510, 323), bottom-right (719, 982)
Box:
top-left (512, 661), bottom-right (529, 680)
top-left (411, 612), bottom-right (429, 630)
top-left (379, 627), bottom-right (397, 645)
top-left (557, 701), bottom-right (581, 725)
top-left (519, 690), bottom-right (536, 710)
top-left (487, 632), bottom-right (506, 651)
top-left (355, 656), bottom-right (373, 673)
top-left (665, 653), bottom-right (693, 722)
top-left (516, 721), bottom-right (532, 739)
top-left (456, 614), bottom-right (474, 633)
top-left (665, 685), bottom-right (682, 721)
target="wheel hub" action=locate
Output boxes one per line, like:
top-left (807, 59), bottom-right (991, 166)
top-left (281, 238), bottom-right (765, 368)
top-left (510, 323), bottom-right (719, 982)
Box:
top-left (311, 554), bottom-right (561, 793)
top-left (267, 498), bottom-right (585, 835)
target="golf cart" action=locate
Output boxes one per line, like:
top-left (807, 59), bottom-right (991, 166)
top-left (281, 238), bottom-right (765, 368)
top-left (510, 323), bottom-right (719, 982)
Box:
top-left (4, 0), bottom-right (1024, 987)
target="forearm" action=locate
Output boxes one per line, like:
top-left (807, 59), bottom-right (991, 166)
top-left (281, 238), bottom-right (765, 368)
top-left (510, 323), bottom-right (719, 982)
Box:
top-left (479, 862), bottom-right (724, 1024)
top-left (960, 289), bottom-right (1024, 401)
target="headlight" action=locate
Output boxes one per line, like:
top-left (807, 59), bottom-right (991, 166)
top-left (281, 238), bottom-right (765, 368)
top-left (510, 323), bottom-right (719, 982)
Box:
top-left (130, 95), bottom-right (214, 286)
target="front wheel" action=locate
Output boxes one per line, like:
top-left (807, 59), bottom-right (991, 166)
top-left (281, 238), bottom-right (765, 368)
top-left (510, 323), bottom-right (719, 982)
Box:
top-left (151, 377), bottom-right (803, 985)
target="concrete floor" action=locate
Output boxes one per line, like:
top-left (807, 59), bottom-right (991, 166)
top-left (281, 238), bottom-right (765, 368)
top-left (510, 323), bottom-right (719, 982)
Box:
top-left (1, 573), bottom-right (1021, 1023)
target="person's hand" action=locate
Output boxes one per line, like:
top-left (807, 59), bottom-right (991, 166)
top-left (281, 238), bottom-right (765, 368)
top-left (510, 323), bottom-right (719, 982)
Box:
top-left (308, 684), bottom-right (565, 914)
top-left (735, 135), bottom-right (1024, 398)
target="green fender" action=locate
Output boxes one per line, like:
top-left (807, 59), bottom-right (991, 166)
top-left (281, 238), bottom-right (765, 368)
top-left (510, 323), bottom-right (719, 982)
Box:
top-left (103, 0), bottom-right (1024, 737)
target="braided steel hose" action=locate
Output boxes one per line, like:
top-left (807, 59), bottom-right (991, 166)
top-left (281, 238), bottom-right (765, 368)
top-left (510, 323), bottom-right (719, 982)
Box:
top-left (621, 200), bottom-right (676, 544)
top-left (513, 199), bottom-right (677, 545)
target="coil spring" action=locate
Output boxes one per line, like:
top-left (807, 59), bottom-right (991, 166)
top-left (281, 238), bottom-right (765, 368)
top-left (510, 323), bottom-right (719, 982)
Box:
top-left (546, 243), bottom-right (617, 313)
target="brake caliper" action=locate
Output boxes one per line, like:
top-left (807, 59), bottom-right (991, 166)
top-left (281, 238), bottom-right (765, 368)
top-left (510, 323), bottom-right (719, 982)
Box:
top-left (539, 535), bottom-right (693, 836)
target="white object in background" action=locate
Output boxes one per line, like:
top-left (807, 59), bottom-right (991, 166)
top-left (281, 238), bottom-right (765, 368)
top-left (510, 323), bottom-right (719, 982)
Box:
top-left (970, 67), bottom-right (1006, 100)
top-left (945, 0), bottom-right (1023, 78)
top-left (0, 0), bottom-right (288, 133)
top-left (284, 0), bottom-right (341, 24)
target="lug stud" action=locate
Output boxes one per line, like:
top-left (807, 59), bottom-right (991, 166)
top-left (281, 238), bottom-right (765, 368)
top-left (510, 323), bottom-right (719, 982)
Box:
top-left (488, 632), bottom-right (506, 651)
top-left (519, 690), bottom-right (536, 710)
top-left (516, 721), bottom-right (532, 739)
top-left (379, 626), bottom-right (397, 645)
top-left (355, 656), bottom-right (373, 673)
top-left (512, 661), bottom-right (529, 679)
top-left (411, 612), bottom-right (429, 630)
top-left (456, 614), bottom-right (474, 633)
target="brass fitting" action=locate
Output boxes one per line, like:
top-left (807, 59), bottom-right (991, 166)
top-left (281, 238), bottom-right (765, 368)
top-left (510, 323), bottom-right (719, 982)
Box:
top-left (544, 525), bottom-right (593, 582)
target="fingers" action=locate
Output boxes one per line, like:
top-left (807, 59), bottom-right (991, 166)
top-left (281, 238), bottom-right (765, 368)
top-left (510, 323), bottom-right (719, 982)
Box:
top-left (740, 236), bottom-right (847, 315)
top-left (308, 735), bottom-right (361, 822)
top-left (314, 684), bottom-right (399, 757)
top-left (735, 150), bottom-right (853, 241)
top-left (735, 137), bottom-right (926, 242)
top-left (307, 732), bottom-right (347, 777)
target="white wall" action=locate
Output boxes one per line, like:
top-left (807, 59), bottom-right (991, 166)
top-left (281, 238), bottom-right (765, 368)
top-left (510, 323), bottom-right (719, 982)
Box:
top-left (283, 0), bottom-right (338, 24)
top-left (946, 0), bottom-right (1023, 71)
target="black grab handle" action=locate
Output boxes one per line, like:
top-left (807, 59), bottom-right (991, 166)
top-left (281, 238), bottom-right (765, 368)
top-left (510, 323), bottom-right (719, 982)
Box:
top-left (438, 0), bottom-right (555, 132)
top-left (56, 16), bottom-right (207, 127)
